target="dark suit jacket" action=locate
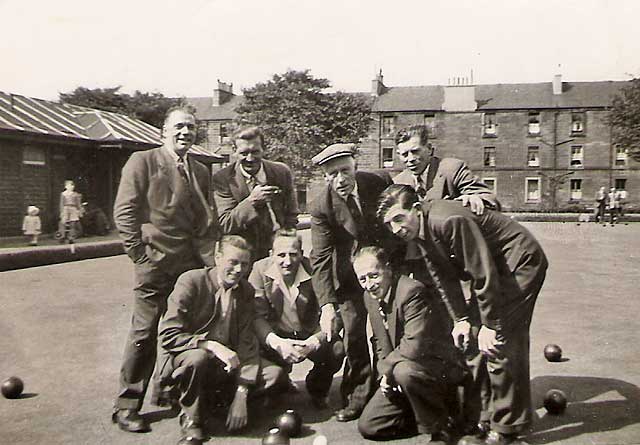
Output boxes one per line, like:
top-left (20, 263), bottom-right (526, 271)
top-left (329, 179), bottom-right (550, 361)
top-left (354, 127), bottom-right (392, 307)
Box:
top-left (249, 257), bottom-right (323, 344)
top-left (113, 146), bottom-right (218, 275)
top-left (212, 160), bottom-right (299, 259)
top-left (310, 170), bottom-right (393, 306)
top-left (393, 156), bottom-right (500, 209)
top-left (364, 275), bottom-right (462, 379)
top-left (158, 267), bottom-right (260, 385)
top-left (408, 200), bottom-right (548, 333)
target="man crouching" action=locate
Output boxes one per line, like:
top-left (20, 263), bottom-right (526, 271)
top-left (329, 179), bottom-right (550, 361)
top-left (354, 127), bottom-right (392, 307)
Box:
top-left (158, 235), bottom-right (286, 445)
top-left (353, 246), bottom-right (467, 444)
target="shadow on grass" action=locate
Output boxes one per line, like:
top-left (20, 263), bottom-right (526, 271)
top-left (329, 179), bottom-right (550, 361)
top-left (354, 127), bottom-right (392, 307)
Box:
top-left (527, 375), bottom-right (640, 443)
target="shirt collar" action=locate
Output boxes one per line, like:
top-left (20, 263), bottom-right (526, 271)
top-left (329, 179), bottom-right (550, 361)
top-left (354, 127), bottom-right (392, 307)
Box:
top-left (164, 144), bottom-right (188, 164)
top-left (237, 161), bottom-right (266, 183)
top-left (265, 260), bottom-right (311, 289)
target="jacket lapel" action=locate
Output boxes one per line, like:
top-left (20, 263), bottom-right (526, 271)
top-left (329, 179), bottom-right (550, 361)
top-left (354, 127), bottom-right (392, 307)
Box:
top-left (331, 188), bottom-right (358, 239)
top-left (388, 278), bottom-right (400, 348)
top-left (230, 162), bottom-right (250, 202)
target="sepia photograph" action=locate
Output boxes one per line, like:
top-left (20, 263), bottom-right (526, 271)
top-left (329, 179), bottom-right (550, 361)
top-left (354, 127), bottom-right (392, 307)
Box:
top-left (1, 1), bottom-right (639, 444)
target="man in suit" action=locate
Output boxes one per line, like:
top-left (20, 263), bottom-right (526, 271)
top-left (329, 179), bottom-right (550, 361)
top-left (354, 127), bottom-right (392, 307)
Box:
top-left (112, 107), bottom-right (219, 433)
top-left (393, 125), bottom-right (499, 213)
top-left (212, 126), bottom-right (298, 261)
top-left (158, 235), bottom-right (286, 445)
top-left (377, 184), bottom-right (548, 445)
top-left (309, 143), bottom-right (393, 422)
top-left (249, 228), bottom-right (345, 409)
top-left (353, 247), bottom-right (466, 444)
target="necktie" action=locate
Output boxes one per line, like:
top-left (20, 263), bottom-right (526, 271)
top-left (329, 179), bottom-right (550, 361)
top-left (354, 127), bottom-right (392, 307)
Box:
top-left (378, 300), bottom-right (389, 330)
top-left (346, 194), bottom-right (363, 227)
top-left (177, 157), bottom-right (189, 184)
top-left (414, 174), bottom-right (427, 200)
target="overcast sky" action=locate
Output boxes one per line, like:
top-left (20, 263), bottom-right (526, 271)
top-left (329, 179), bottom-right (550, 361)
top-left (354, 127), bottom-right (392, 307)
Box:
top-left (2, 0), bottom-right (639, 100)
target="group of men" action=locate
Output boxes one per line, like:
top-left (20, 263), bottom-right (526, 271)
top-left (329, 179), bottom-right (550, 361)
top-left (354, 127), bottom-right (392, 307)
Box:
top-left (110, 106), bottom-right (548, 445)
top-left (594, 186), bottom-right (626, 224)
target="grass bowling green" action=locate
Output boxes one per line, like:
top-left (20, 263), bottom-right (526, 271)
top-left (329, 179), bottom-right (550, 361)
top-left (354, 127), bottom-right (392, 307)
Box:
top-left (1, 223), bottom-right (639, 444)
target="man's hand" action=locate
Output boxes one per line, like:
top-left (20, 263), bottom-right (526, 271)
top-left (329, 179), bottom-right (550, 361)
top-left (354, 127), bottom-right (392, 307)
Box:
top-left (269, 336), bottom-right (305, 364)
top-left (320, 304), bottom-right (338, 342)
top-left (205, 341), bottom-right (240, 372)
top-left (452, 319), bottom-right (471, 351)
top-left (248, 185), bottom-right (280, 205)
top-left (226, 388), bottom-right (248, 431)
top-left (457, 194), bottom-right (485, 215)
top-left (294, 336), bottom-right (321, 359)
top-left (380, 374), bottom-right (402, 398)
top-left (477, 325), bottom-right (504, 357)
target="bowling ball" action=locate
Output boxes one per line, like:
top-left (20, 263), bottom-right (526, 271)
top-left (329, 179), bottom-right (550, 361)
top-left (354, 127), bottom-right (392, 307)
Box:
top-left (1, 376), bottom-right (24, 399)
top-left (544, 344), bottom-right (562, 362)
top-left (543, 389), bottom-right (567, 415)
top-left (276, 409), bottom-right (302, 437)
top-left (262, 427), bottom-right (290, 445)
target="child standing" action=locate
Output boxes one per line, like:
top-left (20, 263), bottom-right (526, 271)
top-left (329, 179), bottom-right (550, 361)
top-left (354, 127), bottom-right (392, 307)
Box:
top-left (59, 180), bottom-right (83, 243)
top-left (22, 205), bottom-right (42, 246)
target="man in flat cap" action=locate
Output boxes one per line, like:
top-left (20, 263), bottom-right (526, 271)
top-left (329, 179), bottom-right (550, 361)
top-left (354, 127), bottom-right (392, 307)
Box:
top-left (212, 126), bottom-right (299, 261)
top-left (309, 143), bottom-right (393, 422)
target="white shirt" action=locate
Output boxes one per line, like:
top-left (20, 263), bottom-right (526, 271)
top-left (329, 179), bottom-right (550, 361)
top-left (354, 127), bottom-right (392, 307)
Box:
top-left (237, 162), bottom-right (266, 189)
top-left (264, 262), bottom-right (312, 334)
top-left (164, 145), bottom-right (190, 179)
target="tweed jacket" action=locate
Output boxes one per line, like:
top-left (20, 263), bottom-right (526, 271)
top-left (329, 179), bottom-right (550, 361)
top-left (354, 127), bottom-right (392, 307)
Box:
top-left (158, 267), bottom-right (260, 385)
top-left (113, 146), bottom-right (218, 275)
top-left (393, 156), bottom-right (499, 209)
top-left (364, 275), bottom-right (462, 379)
top-left (249, 256), bottom-right (323, 344)
top-left (407, 200), bottom-right (548, 333)
top-left (212, 160), bottom-right (299, 259)
top-left (310, 170), bottom-right (393, 306)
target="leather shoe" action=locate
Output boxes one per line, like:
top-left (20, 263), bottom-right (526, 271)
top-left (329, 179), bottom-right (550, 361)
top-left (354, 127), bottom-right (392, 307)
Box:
top-left (179, 413), bottom-right (204, 443)
top-left (111, 408), bottom-right (150, 433)
top-left (177, 435), bottom-right (203, 445)
top-left (485, 431), bottom-right (529, 445)
top-left (335, 407), bottom-right (361, 422)
top-left (430, 428), bottom-right (454, 444)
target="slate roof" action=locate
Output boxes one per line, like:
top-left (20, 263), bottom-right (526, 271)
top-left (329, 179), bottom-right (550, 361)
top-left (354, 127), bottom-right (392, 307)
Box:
top-left (0, 91), bottom-right (161, 146)
top-left (185, 95), bottom-right (244, 120)
top-left (372, 81), bottom-right (629, 112)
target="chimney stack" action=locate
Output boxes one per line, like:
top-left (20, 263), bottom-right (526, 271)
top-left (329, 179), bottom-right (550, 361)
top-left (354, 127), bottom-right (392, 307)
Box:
top-left (213, 80), bottom-right (234, 106)
top-left (371, 69), bottom-right (387, 96)
top-left (552, 74), bottom-right (563, 95)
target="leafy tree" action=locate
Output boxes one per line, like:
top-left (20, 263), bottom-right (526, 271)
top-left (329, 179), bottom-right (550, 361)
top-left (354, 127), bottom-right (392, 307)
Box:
top-left (234, 70), bottom-right (372, 182)
top-left (59, 86), bottom-right (182, 129)
top-left (610, 77), bottom-right (640, 161)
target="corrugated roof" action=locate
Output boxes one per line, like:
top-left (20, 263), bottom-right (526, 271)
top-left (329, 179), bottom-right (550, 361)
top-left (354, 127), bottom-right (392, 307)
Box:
top-left (185, 95), bottom-right (244, 120)
top-left (372, 80), bottom-right (628, 112)
top-left (0, 91), bottom-right (161, 146)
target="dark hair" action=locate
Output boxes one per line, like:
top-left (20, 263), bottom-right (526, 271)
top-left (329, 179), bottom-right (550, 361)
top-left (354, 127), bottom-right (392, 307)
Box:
top-left (376, 184), bottom-right (419, 222)
top-left (352, 246), bottom-right (390, 267)
top-left (272, 228), bottom-right (302, 251)
top-left (394, 125), bottom-right (429, 146)
top-left (163, 105), bottom-right (196, 125)
top-left (218, 235), bottom-right (252, 255)
top-left (232, 126), bottom-right (265, 148)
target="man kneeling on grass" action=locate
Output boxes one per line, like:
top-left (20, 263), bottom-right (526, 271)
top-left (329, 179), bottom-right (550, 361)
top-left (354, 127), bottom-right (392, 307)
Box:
top-left (353, 246), bottom-right (467, 444)
top-left (158, 235), bottom-right (286, 445)
top-left (249, 228), bottom-right (345, 410)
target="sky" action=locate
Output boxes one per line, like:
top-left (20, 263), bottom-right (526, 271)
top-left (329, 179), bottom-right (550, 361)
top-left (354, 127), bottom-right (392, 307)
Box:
top-left (2, 0), bottom-right (640, 100)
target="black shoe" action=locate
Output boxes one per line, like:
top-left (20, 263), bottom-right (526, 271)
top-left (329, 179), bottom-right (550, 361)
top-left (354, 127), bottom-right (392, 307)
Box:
top-left (430, 428), bottom-right (454, 444)
top-left (335, 407), bottom-right (361, 422)
top-left (111, 409), bottom-right (150, 433)
top-left (179, 413), bottom-right (204, 443)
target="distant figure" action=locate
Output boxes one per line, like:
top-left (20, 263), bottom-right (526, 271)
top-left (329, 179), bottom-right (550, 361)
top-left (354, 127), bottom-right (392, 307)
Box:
top-left (58, 180), bottom-right (83, 243)
top-left (22, 205), bottom-right (41, 246)
top-left (594, 186), bottom-right (607, 223)
top-left (608, 187), bottom-right (622, 224)
top-left (80, 202), bottom-right (111, 236)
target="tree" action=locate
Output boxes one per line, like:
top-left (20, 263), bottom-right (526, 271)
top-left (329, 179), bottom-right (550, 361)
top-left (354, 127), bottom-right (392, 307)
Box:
top-left (234, 70), bottom-right (372, 182)
top-left (59, 86), bottom-right (182, 129)
top-left (610, 77), bottom-right (640, 161)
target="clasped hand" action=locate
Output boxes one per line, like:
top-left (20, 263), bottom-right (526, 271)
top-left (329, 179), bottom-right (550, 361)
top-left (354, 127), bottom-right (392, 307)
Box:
top-left (249, 185), bottom-right (280, 205)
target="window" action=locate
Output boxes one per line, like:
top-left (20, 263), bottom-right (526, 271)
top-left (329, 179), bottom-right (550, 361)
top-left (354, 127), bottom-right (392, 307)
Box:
top-left (23, 146), bottom-right (46, 166)
top-left (526, 177), bottom-right (541, 202)
top-left (483, 177), bottom-right (496, 193)
top-left (219, 123), bottom-right (229, 144)
top-left (615, 145), bottom-right (628, 167)
top-left (571, 112), bottom-right (585, 134)
top-left (527, 146), bottom-right (540, 167)
top-left (615, 178), bottom-right (627, 191)
top-left (482, 113), bottom-right (497, 136)
top-left (570, 179), bottom-right (582, 201)
top-left (570, 145), bottom-right (583, 168)
top-left (382, 147), bottom-right (394, 168)
top-left (483, 146), bottom-right (496, 167)
top-left (382, 116), bottom-right (395, 136)
top-left (424, 113), bottom-right (437, 138)
top-left (528, 112), bottom-right (541, 135)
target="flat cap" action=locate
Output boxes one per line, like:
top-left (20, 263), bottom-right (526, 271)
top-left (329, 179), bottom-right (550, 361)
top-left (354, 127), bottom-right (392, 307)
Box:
top-left (312, 143), bottom-right (357, 166)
